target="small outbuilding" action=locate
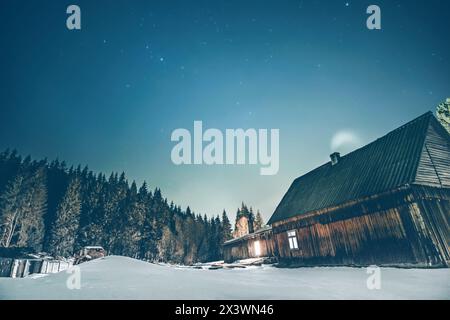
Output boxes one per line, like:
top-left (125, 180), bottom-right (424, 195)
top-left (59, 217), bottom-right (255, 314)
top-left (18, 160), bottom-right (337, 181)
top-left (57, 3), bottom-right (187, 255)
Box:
top-left (75, 246), bottom-right (106, 265)
top-left (223, 226), bottom-right (276, 263)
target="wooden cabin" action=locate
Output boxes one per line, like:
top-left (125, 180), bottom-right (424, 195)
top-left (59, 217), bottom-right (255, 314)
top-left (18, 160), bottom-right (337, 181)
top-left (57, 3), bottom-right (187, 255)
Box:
top-left (268, 112), bottom-right (450, 267)
top-left (223, 226), bottom-right (276, 263)
top-left (74, 246), bottom-right (106, 265)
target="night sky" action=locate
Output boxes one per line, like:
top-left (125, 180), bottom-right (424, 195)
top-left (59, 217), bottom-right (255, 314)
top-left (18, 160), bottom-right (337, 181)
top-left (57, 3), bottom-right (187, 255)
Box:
top-left (0, 0), bottom-right (449, 221)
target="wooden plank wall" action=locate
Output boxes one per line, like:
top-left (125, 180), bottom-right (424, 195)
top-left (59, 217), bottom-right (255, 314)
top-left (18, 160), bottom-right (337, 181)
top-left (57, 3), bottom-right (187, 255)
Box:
top-left (223, 231), bottom-right (276, 263)
top-left (0, 258), bottom-right (13, 277)
top-left (415, 121), bottom-right (450, 187)
top-left (273, 187), bottom-right (450, 267)
top-left (412, 186), bottom-right (450, 265)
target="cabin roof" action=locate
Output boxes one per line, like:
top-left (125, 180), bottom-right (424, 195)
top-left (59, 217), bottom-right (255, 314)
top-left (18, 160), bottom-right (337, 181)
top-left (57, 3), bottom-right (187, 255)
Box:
top-left (268, 111), bottom-right (449, 225)
top-left (224, 225), bottom-right (272, 246)
top-left (83, 246), bottom-right (105, 250)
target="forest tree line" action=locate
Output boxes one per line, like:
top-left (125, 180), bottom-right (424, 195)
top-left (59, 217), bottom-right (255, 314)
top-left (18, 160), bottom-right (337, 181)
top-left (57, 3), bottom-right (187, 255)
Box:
top-left (0, 149), bottom-right (237, 264)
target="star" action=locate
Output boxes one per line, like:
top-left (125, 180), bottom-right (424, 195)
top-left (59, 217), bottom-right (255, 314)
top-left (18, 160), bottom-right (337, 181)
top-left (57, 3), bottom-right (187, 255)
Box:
top-left (345, 2), bottom-right (350, 7)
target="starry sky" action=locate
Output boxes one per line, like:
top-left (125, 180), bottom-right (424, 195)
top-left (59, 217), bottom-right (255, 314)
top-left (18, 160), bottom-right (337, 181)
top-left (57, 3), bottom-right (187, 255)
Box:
top-left (0, 0), bottom-right (449, 221)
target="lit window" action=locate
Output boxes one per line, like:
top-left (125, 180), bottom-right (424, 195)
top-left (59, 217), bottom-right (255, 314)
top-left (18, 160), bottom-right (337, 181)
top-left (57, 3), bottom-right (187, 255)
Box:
top-left (254, 240), bottom-right (261, 256)
top-left (287, 230), bottom-right (298, 249)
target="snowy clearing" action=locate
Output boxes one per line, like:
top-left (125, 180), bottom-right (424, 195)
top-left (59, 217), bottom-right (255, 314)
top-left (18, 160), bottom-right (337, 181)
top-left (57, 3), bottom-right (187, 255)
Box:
top-left (0, 256), bottom-right (448, 300)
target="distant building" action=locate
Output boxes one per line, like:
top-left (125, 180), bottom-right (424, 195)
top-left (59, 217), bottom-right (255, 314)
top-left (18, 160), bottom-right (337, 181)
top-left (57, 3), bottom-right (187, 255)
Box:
top-left (224, 112), bottom-right (450, 267)
top-left (75, 246), bottom-right (106, 265)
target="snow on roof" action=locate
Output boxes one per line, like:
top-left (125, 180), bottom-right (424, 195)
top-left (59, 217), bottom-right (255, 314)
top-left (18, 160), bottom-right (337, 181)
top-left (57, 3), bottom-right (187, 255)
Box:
top-left (224, 225), bottom-right (272, 245)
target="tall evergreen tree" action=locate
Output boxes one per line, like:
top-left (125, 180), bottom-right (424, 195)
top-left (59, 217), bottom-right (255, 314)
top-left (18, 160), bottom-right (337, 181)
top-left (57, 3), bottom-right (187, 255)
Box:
top-left (0, 149), bottom-right (22, 196)
top-left (0, 166), bottom-right (47, 251)
top-left (16, 166), bottom-right (47, 251)
top-left (248, 207), bottom-right (255, 233)
top-left (76, 170), bottom-right (103, 249)
top-left (49, 177), bottom-right (82, 257)
top-left (221, 210), bottom-right (232, 243)
top-left (254, 210), bottom-right (265, 231)
top-left (436, 98), bottom-right (450, 134)
top-left (0, 171), bottom-right (27, 248)
top-left (43, 159), bottom-right (68, 251)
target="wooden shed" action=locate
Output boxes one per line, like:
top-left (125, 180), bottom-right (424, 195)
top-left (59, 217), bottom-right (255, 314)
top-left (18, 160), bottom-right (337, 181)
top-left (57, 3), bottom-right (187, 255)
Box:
top-left (0, 248), bottom-right (73, 277)
top-left (223, 226), bottom-right (276, 263)
top-left (268, 112), bottom-right (450, 267)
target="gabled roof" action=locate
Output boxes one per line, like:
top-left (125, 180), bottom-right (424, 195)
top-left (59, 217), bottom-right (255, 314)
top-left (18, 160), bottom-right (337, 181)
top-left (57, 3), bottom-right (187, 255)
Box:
top-left (268, 112), bottom-right (450, 225)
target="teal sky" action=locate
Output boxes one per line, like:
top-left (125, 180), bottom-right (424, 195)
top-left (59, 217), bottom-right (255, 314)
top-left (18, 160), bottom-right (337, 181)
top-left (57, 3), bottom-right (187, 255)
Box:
top-left (0, 0), bottom-right (449, 221)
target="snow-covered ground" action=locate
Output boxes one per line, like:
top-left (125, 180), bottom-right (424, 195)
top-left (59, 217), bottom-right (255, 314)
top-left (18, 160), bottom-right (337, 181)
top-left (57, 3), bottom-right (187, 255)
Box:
top-left (0, 256), bottom-right (448, 300)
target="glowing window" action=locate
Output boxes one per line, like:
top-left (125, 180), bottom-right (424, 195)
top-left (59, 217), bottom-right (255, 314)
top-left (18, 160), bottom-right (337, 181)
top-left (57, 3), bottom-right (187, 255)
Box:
top-left (287, 230), bottom-right (298, 250)
top-left (254, 240), bottom-right (261, 256)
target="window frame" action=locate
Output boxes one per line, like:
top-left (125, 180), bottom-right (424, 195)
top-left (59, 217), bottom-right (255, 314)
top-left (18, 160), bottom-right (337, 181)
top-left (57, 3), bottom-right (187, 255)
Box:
top-left (287, 230), bottom-right (299, 250)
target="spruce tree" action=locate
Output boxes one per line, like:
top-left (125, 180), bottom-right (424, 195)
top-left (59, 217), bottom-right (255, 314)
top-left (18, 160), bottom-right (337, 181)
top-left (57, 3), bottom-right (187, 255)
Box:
top-left (49, 177), bottom-right (82, 257)
top-left (436, 98), bottom-right (450, 134)
top-left (254, 210), bottom-right (265, 231)
top-left (0, 166), bottom-right (47, 251)
top-left (16, 166), bottom-right (47, 251)
top-left (221, 210), bottom-right (232, 243)
top-left (0, 172), bottom-right (26, 248)
top-left (248, 207), bottom-right (255, 233)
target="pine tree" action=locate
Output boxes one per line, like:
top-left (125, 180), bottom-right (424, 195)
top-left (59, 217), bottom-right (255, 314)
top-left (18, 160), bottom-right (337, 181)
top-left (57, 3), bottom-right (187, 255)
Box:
top-left (248, 207), bottom-right (255, 233)
top-left (158, 225), bottom-right (176, 261)
top-left (0, 149), bottom-right (22, 196)
top-left (221, 210), bottom-right (232, 243)
top-left (76, 170), bottom-right (103, 249)
top-left (139, 183), bottom-right (158, 261)
top-left (436, 98), bottom-right (450, 134)
top-left (16, 166), bottom-right (47, 251)
top-left (121, 181), bottom-right (147, 257)
top-left (254, 210), bottom-right (265, 231)
top-left (102, 172), bottom-right (129, 253)
top-left (209, 215), bottom-right (222, 261)
top-left (0, 172), bottom-right (27, 248)
top-left (43, 159), bottom-right (68, 251)
top-left (49, 177), bottom-right (82, 257)
top-left (0, 166), bottom-right (47, 251)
